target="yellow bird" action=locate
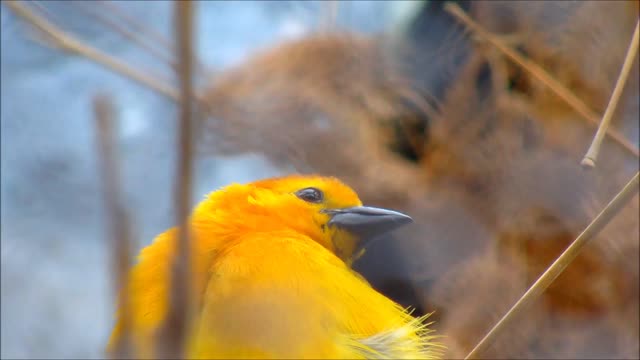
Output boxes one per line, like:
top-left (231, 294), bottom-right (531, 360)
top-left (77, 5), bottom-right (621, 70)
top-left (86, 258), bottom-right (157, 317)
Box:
top-left (108, 175), bottom-right (442, 359)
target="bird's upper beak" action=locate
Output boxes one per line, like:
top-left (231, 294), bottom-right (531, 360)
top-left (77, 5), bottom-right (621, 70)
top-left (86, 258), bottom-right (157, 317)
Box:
top-left (324, 206), bottom-right (413, 241)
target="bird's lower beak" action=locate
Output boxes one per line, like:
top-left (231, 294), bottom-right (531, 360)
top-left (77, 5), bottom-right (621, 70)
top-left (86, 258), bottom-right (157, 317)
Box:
top-left (325, 206), bottom-right (413, 241)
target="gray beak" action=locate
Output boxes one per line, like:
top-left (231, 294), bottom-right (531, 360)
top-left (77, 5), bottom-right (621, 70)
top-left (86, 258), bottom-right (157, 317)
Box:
top-left (325, 206), bottom-right (413, 241)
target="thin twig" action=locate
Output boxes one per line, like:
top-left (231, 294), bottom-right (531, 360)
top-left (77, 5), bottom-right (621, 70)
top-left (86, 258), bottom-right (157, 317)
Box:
top-left (465, 171), bottom-right (640, 359)
top-left (29, 0), bottom-right (64, 26)
top-left (96, 0), bottom-right (176, 57)
top-left (93, 94), bottom-right (134, 359)
top-left (445, 2), bottom-right (639, 159)
top-left (582, 20), bottom-right (639, 168)
top-left (95, 0), bottom-right (209, 83)
top-left (68, 0), bottom-right (177, 70)
top-left (156, 0), bottom-right (195, 358)
top-left (5, 0), bottom-right (180, 101)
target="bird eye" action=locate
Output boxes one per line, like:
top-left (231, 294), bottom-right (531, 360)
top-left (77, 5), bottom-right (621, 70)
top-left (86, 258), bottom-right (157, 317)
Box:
top-left (295, 187), bottom-right (324, 203)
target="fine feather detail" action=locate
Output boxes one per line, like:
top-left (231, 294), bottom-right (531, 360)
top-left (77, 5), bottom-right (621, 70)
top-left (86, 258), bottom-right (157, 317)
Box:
top-left (346, 313), bottom-right (445, 359)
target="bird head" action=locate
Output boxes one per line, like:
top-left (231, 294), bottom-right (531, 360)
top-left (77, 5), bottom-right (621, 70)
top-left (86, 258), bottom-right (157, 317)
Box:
top-left (192, 175), bottom-right (412, 264)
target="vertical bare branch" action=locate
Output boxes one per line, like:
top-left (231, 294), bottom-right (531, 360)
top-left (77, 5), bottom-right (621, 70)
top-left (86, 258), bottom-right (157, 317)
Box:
top-left (444, 2), bottom-right (639, 159)
top-left (94, 94), bottom-right (133, 359)
top-left (582, 20), bottom-right (639, 168)
top-left (156, 0), bottom-right (195, 358)
top-left (465, 172), bottom-right (640, 359)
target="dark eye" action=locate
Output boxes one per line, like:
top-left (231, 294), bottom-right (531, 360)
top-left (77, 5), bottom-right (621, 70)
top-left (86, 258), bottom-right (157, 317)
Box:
top-left (295, 187), bottom-right (324, 203)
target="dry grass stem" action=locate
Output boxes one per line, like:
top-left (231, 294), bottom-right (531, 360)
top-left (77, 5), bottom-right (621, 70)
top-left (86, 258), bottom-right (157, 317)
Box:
top-left (93, 94), bottom-right (134, 359)
top-left (96, 0), bottom-right (176, 57)
top-left (465, 171), bottom-right (640, 359)
top-left (445, 2), bottom-right (639, 159)
top-left (156, 0), bottom-right (195, 358)
top-left (68, 0), bottom-right (177, 70)
top-left (5, 0), bottom-right (180, 101)
top-left (582, 20), bottom-right (639, 168)
top-left (94, 0), bottom-right (209, 80)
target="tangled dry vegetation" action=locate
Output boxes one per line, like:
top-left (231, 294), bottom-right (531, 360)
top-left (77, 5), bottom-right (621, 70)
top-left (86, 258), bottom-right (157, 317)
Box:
top-left (203, 2), bottom-right (640, 358)
top-left (7, 1), bottom-right (639, 358)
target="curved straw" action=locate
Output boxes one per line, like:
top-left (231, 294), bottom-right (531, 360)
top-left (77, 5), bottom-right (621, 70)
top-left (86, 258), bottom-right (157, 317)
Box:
top-left (582, 20), bottom-right (639, 168)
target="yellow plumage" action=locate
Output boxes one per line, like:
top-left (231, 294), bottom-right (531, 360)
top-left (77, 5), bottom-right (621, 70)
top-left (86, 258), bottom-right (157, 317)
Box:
top-left (108, 175), bottom-right (442, 359)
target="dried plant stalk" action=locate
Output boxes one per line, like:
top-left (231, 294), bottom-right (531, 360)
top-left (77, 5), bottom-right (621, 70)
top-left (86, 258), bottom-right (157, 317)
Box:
top-left (582, 20), bottom-right (639, 168)
top-left (465, 172), bottom-right (640, 359)
top-left (93, 94), bottom-right (134, 359)
top-left (95, 0), bottom-right (209, 78)
top-left (5, 0), bottom-right (180, 101)
top-left (97, 0), bottom-right (174, 52)
top-left (68, 0), bottom-right (177, 70)
top-left (445, 2), bottom-right (639, 159)
top-left (155, 0), bottom-right (195, 358)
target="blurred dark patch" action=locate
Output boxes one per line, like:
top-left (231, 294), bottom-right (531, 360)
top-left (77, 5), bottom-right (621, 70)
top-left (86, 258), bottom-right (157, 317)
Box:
top-left (404, 0), bottom-right (472, 102)
top-left (352, 232), bottom-right (426, 316)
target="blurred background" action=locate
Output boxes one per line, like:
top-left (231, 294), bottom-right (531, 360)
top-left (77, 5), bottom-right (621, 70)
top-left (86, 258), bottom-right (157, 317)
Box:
top-left (1, 1), bottom-right (638, 359)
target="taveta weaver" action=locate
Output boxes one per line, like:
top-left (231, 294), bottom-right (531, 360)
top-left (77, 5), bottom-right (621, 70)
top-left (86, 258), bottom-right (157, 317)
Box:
top-left (108, 175), bottom-right (442, 359)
